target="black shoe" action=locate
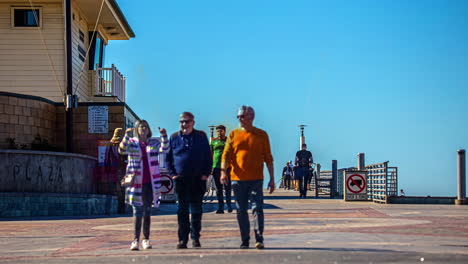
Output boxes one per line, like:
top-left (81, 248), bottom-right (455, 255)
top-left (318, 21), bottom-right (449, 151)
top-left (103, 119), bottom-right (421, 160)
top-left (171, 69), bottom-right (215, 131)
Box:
top-left (176, 241), bottom-right (187, 249)
top-left (192, 239), bottom-right (201, 248)
top-left (216, 209), bottom-right (224, 214)
top-left (240, 242), bottom-right (249, 249)
top-left (227, 207), bottom-right (233, 213)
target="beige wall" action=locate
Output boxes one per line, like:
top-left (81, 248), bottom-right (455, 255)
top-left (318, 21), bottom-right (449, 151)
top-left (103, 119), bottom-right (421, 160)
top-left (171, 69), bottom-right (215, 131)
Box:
top-left (0, 2), bottom-right (65, 102)
top-left (71, 5), bottom-right (89, 102)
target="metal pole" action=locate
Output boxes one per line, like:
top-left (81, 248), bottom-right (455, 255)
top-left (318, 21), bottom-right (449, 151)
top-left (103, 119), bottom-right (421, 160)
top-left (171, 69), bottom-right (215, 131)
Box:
top-left (456, 149), bottom-right (466, 205)
top-left (357, 153), bottom-right (365, 170)
top-left (332, 160), bottom-right (337, 198)
top-left (65, 0), bottom-right (73, 153)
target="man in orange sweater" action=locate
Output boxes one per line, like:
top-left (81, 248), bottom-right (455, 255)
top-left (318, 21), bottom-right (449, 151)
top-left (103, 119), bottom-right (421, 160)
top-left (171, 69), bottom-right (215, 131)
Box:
top-left (220, 105), bottom-right (275, 250)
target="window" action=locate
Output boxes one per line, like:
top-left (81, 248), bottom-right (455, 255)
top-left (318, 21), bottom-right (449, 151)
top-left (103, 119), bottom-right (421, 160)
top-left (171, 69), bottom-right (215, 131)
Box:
top-left (11, 7), bottom-right (42, 28)
top-left (88, 32), bottom-right (106, 70)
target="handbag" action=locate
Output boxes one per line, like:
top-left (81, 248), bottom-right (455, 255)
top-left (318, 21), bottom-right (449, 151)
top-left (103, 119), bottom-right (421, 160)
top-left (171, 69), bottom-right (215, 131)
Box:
top-left (120, 174), bottom-right (135, 187)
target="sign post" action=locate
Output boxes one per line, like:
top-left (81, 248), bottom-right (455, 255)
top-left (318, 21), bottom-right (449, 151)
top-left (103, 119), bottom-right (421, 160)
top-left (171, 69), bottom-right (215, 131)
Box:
top-left (344, 171), bottom-right (368, 201)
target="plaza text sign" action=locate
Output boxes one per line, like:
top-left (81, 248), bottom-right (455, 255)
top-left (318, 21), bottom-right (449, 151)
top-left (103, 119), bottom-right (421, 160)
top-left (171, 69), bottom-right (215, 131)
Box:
top-left (344, 171), bottom-right (368, 201)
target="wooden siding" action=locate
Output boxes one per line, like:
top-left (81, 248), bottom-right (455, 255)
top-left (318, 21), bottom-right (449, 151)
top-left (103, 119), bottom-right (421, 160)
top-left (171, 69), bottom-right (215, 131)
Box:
top-left (0, 3), bottom-right (65, 102)
top-left (71, 6), bottom-right (89, 102)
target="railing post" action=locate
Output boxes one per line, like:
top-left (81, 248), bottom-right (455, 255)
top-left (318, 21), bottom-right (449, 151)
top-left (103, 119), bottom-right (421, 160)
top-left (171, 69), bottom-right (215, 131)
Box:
top-left (122, 77), bottom-right (126, 102)
top-left (456, 149), bottom-right (466, 205)
top-left (315, 163), bottom-right (321, 197)
top-left (331, 160), bottom-right (337, 198)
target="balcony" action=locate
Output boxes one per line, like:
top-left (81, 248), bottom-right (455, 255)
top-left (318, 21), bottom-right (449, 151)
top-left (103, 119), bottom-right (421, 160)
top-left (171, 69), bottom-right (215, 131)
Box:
top-left (91, 64), bottom-right (126, 102)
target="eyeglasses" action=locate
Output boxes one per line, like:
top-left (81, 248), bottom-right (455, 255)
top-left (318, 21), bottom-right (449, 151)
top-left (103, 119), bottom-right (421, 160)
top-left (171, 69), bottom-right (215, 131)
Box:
top-left (179, 119), bottom-right (193, 124)
top-left (237, 115), bottom-right (245, 119)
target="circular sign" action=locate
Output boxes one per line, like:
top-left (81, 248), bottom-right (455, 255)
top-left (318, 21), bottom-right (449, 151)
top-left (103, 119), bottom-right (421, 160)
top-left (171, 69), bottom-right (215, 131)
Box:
top-left (159, 175), bottom-right (173, 194)
top-left (346, 174), bottom-right (366, 194)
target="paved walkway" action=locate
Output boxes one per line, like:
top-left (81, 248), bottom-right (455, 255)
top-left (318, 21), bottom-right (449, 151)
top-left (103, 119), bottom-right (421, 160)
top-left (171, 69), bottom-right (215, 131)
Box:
top-left (1, 190), bottom-right (467, 263)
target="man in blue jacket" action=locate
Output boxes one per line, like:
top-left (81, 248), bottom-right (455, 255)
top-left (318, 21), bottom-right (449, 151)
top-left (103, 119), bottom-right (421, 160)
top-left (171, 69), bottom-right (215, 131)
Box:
top-left (166, 112), bottom-right (212, 249)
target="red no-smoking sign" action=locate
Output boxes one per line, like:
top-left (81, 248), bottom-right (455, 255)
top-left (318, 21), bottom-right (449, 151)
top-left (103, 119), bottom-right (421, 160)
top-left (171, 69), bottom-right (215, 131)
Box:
top-left (346, 174), bottom-right (366, 194)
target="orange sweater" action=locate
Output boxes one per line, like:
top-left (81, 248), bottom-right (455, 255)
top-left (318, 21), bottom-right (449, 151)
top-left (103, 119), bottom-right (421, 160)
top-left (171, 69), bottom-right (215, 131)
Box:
top-left (221, 127), bottom-right (273, 181)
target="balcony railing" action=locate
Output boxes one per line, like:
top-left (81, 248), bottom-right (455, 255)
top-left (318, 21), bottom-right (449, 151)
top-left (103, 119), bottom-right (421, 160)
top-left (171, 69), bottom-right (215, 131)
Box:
top-left (93, 64), bottom-right (126, 102)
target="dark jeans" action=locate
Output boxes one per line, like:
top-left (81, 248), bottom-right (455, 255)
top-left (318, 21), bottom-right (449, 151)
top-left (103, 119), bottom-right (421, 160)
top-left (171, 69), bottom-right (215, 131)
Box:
top-left (132, 183), bottom-right (153, 241)
top-left (283, 175), bottom-right (292, 189)
top-left (212, 168), bottom-right (232, 210)
top-left (175, 177), bottom-right (205, 242)
top-left (232, 180), bottom-right (264, 244)
top-left (297, 167), bottom-right (310, 197)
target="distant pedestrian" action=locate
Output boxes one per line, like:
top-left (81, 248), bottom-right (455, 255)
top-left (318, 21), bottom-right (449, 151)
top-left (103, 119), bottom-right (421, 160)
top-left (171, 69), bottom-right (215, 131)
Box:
top-left (210, 125), bottom-right (233, 214)
top-left (295, 143), bottom-right (313, 198)
top-left (166, 112), bottom-right (212, 249)
top-left (221, 105), bottom-right (275, 249)
top-left (119, 120), bottom-right (169, 251)
top-left (282, 161), bottom-right (293, 190)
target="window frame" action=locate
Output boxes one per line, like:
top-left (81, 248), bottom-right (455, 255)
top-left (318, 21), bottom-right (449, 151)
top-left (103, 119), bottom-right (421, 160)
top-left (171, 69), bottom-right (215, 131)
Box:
top-left (11, 6), bottom-right (43, 29)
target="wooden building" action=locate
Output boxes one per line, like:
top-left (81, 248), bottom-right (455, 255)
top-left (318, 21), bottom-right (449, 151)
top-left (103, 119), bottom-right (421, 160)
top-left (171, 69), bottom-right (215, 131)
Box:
top-left (0, 0), bottom-right (139, 156)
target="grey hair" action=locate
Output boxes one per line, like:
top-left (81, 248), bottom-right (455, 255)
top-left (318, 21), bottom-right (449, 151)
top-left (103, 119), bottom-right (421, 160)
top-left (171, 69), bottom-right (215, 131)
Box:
top-left (180, 111), bottom-right (195, 120)
top-left (238, 105), bottom-right (255, 118)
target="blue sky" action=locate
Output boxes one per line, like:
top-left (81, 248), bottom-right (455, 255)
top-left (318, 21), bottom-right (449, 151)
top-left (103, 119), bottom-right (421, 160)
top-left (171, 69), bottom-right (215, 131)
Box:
top-left (107, 0), bottom-right (468, 196)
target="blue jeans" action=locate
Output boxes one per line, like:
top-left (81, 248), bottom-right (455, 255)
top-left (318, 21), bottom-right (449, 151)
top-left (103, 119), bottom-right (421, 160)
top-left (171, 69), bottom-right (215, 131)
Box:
top-left (232, 180), bottom-right (264, 244)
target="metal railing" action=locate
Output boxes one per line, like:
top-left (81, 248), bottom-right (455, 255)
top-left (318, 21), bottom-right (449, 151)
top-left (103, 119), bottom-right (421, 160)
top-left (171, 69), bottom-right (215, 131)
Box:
top-left (366, 161), bottom-right (398, 203)
top-left (318, 169), bottom-right (334, 197)
top-left (93, 64), bottom-right (126, 102)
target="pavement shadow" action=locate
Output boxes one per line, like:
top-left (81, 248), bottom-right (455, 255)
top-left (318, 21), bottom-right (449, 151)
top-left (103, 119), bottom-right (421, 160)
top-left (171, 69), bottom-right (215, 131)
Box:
top-left (200, 247), bottom-right (399, 253)
top-left (264, 195), bottom-right (342, 200)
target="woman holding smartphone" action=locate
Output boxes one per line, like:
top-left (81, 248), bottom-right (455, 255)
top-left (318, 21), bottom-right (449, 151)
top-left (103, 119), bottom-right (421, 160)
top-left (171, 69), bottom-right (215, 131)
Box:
top-left (119, 120), bottom-right (169, 250)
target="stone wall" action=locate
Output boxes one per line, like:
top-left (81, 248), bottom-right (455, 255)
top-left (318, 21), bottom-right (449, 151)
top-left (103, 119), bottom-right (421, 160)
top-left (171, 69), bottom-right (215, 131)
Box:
top-left (0, 92), bottom-right (57, 150)
top-left (0, 192), bottom-right (118, 217)
top-left (0, 150), bottom-right (97, 193)
top-left (1, 92), bottom-right (140, 157)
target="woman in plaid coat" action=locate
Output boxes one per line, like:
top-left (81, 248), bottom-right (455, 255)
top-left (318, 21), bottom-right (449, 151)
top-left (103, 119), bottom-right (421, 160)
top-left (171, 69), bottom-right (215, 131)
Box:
top-left (119, 120), bottom-right (169, 250)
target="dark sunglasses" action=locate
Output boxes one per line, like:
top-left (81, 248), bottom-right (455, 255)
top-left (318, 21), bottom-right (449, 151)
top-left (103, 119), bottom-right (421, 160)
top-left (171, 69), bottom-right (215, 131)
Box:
top-left (237, 115), bottom-right (245, 119)
top-left (179, 119), bottom-right (193, 124)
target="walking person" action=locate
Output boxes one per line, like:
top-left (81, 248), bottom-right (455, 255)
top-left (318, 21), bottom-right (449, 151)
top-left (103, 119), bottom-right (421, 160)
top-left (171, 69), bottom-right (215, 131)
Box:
top-left (210, 125), bottom-right (233, 213)
top-left (282, 161), bottom-right (293, 190)
top-left (119, 120), bottom-right (169, 250)
top-left (295, 143), bottom-right (313, 198)
top-left (166, 112), bottom-right (212, 249)
top-left (221, 105), bottom-right (275, 249)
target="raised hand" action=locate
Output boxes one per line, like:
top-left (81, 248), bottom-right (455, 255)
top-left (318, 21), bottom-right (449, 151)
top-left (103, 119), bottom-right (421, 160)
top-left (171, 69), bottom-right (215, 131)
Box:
top-left (158, 127), bottom-right (167, 136)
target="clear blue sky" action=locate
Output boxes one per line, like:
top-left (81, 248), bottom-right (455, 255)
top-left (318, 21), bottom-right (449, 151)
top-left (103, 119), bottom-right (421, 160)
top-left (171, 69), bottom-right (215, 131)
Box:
top-left (107, 0), bottom-right (468, 196)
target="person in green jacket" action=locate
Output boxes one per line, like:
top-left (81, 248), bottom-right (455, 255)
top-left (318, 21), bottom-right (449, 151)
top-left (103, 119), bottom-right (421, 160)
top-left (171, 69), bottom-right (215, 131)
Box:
top-left (210, 125), bottom-right (233, 213)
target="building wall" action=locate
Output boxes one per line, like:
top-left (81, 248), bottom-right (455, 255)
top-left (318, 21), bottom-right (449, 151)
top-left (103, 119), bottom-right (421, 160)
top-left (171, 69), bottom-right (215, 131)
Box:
top-left (71, 5), bottom-right (90, 102)
top-left (0, 2), bottom-right (65, 102)
top-left (0, 93), bottom-right (57, 150)
top-left (55, 103), bottom-right (136, 157)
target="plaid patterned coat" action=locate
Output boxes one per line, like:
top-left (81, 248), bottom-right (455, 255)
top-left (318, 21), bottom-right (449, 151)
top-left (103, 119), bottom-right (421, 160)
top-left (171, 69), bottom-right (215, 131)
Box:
top-left (119, 135), bottom-right (169, 207)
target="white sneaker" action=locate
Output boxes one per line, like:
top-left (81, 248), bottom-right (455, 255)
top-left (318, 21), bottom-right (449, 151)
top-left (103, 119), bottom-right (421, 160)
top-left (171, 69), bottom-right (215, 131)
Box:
top-left (130, 240), bottom-right (139, 251)
top-left (142, 239), bottom-right (152, 249)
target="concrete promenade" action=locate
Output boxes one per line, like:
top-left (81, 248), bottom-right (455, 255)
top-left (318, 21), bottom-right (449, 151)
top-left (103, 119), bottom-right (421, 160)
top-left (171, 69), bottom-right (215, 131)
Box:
top-left (0, 189), bottom-right (467, 264)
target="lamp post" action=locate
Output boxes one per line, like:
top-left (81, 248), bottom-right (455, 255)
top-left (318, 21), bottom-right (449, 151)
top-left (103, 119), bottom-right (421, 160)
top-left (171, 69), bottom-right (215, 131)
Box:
top-left (298, 125), bottom-right (307, 149)
top-left (208, 125), bottom-right (216, 143)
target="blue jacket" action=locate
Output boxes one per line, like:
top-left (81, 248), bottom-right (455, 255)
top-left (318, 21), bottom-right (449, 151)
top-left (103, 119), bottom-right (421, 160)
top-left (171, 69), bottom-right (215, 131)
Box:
top-left (166, 129), bottom-right (212, 180)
